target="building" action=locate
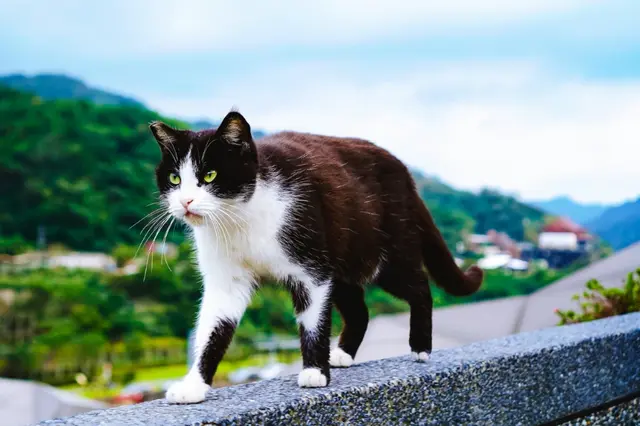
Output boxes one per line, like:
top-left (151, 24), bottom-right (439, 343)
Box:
top-left (465, 230), bottom-right (520, 258)
top-left (9, 251), bottom-right (117, 272)
top-left (519, 217), bottom-right (594, 269)
top-left (47, 252), bottom-right (117, 271)
top-left (538, 218), bottom-right (593, 251)
top-left (477, 253), bottom-right (529, 271)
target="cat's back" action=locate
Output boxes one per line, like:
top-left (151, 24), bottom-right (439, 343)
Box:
top-left (256, 131), bottom-right (410, 185)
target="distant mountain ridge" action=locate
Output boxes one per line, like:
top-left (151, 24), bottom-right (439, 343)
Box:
top-left (586, 197), bottom-right (640, 251)
top-left (1, 73), bottom-right (268, 136)
top-left (530, 196), bottom-right (609, 224)
top-left (0, 73), bottom-right (145, 108)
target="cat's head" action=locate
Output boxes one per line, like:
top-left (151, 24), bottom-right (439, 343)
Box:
top-left (149, 111), bottom-right (258, 227)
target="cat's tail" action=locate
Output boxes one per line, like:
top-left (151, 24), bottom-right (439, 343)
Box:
top-left (416, 197), bottom-right (483, 296)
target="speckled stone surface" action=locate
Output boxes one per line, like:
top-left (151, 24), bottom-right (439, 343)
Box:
top-left (38, 313), bottom-right (640, 426)
top-left (561, 397), bottom-right (640, 426)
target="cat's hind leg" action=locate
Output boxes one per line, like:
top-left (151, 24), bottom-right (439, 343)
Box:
top-left (375, 261), bottom-right (433, 361)
top-left (330, 282), bottom-right (369, 367)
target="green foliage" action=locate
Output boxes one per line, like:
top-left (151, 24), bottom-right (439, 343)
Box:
top-left (0, 85), bottom-right (186, 252)
top-left (111, 244), bottom-right (138, 268)
top-left (556, 269), bottom-right (640, 325)
top-left (413, 171), bottom-right (546, 247)
top-left (0, 234), bottom-right (32, 255)
top-left (0, 238), bottom-right (570, 386)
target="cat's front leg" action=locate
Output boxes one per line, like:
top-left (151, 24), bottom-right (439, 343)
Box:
top-left (166, 276), bottom-right (253, 404)
top-left (290, 278), bottom-right (333, 387)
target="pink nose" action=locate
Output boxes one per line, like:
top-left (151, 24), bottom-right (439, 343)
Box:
top-left (181, 199), bottom-right (194, 209)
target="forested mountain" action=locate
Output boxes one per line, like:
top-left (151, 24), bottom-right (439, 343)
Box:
top-left (0, 85), bottom-right (179, 252)
top-left (413, 171), bottom-right (545, 247)
top-left (0, 83), bottom-right (545, 253)
top-left (531, 196), bottom-right (608, 225)
top-left (587, 198), bottom-right (640, 250)
top-left (0, 73), bottom-right (145, 108)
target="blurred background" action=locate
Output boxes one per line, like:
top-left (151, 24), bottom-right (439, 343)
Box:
top-left (2, 1), bottom-right (640, 424)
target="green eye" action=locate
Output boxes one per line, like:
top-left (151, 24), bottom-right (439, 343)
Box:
top-left (169, 173), bottom-right (181, 185)
top-left (204, 170), bottom-right (217, 183)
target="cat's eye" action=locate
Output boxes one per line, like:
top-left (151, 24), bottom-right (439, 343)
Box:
top-left (204, 170), bottom-right (217, 183)
top-left (169, 173), bottom-right (181, 185)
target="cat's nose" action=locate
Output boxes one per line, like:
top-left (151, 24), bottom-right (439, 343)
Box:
top-left (181, 198), bottom-right (194, 209)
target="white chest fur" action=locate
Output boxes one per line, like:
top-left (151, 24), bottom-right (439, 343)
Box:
top-left (190, 179), bottom-right (311, 287)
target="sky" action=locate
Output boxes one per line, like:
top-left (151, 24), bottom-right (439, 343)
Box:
top-left (2, 0), bottom-right (640, 204)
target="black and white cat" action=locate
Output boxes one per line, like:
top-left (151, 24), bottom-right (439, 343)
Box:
top-left (148, 111), bottom-right (483, 404)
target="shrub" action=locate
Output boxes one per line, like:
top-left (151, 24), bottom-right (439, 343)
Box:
top-left (556, 268), bottom-right (640, 325)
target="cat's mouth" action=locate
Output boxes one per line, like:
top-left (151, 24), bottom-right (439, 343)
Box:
top-left (184, 211), bottom-right (205, 225)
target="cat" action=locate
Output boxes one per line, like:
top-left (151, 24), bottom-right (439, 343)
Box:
top-left (148, 111), bottom-right (483, 404)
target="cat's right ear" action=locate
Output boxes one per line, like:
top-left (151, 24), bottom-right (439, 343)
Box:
top-left (149, 121), bottom-right (180, 152)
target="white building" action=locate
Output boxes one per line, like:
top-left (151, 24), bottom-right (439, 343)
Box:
top-left (47, 252), bottom-right (116, 271)
top-left (538, 232), bottom-right (579, 251)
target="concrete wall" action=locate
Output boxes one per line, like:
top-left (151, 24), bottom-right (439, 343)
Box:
top-left (0, 378), bottom-right (107, 426)
top-left (37, 313), bottom-right (640, 425)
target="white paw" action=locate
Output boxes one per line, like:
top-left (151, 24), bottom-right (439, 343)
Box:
top-left (411, 351), bottom-right (430, 362)
top-left (329, 347), bottom-right (354, 368)
top-left (297, 368), bottom-right (328, 388)
top-left (165, 379), bottom-right (210, 404)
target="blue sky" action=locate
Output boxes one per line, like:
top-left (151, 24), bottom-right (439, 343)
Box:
top-left (2, 0), bottom-right (640, 204)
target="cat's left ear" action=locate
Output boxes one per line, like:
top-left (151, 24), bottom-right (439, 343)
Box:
top-left (149, 121), bottom-right (181, 152)
top-left (216, 111), bottom-right (253, 151)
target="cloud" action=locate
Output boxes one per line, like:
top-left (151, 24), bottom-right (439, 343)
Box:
top-left (1, 0), bottom-right (597, 57)
top-left (2, 0), bottom-right (639, 204)
top-left (144, 59), bottom-right (640, 204)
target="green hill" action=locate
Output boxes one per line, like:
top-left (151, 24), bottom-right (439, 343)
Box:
top-left (0, 73), bottom-right (145, 107)
top-left (412, 171), bottom-right (545, 248)
top-left (0, 85), bottom-right (184, 252)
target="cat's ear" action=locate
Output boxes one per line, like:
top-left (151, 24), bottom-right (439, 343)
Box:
top-left (216, 111), bottom-right (253, 150)
top-left (149, 121), bottom-right (181, 152)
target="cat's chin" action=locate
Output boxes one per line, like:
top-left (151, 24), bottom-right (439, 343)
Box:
top-left (183, 213), bottom-right (205, 227)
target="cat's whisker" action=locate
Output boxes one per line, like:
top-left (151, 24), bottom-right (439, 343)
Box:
top-left (212, 211), bottom-right (230, 258)
top-left (139, 210), bottom-right (170, 235)
top-left (210, 210), bottom-right (231, 259)
top-left (161, 218), bottom-right (176, 271)
top-left (143, 215), bottom-right (173, 281)
top-left (194, 202), bottom-right (249, 232)
top-left (203, 211), bottom-right (222, 256)
top-left (130, 208), bottom-right (165, 230)
top-left (137, 212), bottom-right (170, 247)
top-left (220, 206), bottom-right (249, 225)
top-left (137, 212), bottom-right (171, 261)
top-left (216, 207), bottom-right (247, 231)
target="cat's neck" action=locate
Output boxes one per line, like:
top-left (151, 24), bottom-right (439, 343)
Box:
top-left (189, 172), bottom-right (292, 254)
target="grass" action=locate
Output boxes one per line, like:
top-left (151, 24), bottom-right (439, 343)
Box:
top-left (134, 364), bottom-right (187, 382)
top-left (58, 351), bottom-right (300, 400)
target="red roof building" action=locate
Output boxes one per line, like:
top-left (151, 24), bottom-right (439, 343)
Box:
top-left (542, 218), bottom-right (592, 241)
